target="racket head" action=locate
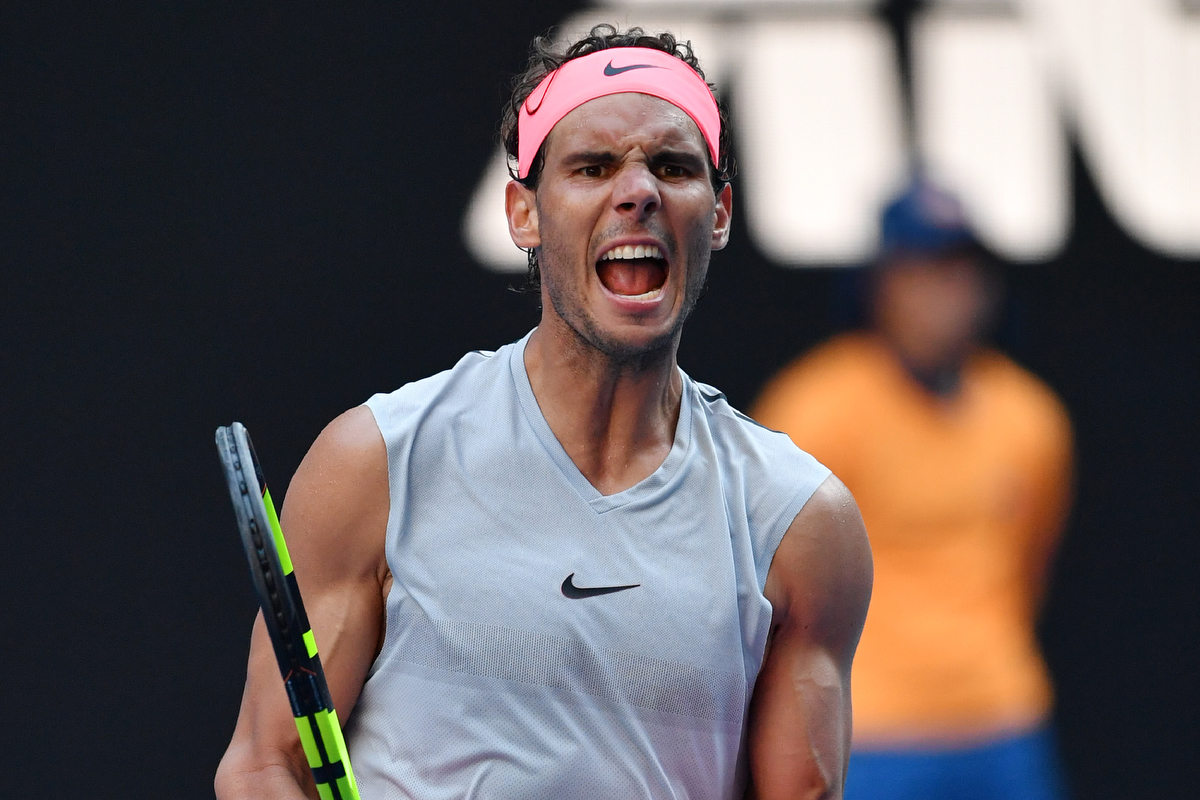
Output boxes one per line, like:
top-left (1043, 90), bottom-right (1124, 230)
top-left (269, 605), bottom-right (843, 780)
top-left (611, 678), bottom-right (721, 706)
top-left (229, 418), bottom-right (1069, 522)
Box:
top-left (215, 423), bottom-right (361, 799)
top-left (215, 422), bottom-right (307, 678)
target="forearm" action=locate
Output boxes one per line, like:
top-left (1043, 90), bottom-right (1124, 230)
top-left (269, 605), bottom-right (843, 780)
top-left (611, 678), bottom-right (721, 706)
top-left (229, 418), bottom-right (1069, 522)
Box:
top-left (748, 655), bottom-right (850, 800)
top-left (751, 477), bottom-right (871, 800)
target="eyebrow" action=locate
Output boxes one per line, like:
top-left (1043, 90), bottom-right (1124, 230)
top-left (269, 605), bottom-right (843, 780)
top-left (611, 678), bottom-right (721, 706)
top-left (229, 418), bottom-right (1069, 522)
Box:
top-left (560, 151), bottom-right (619, 168)
top-left (560, 148), bottom-right (709, 175)
top-left (647, 149), bottom-right (707, 173)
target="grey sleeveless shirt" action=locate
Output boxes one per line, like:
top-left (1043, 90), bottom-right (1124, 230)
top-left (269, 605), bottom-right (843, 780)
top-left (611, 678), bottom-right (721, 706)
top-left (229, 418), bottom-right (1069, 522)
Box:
top-left (345, 333), bottom-right (830, 799)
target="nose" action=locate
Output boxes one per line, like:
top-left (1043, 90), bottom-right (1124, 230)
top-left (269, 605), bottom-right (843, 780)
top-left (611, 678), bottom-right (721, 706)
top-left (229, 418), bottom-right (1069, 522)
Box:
top-left (611, 162), bottom-right (660, 221)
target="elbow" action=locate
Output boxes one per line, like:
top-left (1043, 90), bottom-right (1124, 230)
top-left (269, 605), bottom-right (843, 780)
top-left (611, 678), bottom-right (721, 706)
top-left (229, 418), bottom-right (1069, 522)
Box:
top-left (214, 743), bottom-right (261, 800)
top-left (803, 775), bottom-right (841, 800)
top-left (793, 755), bottom-right (844, 800)
top-left (213, 751), bottom-right (242, 800)
top-left (215, 739), bottom-right (309, 799)
top-left (749, 764), bottom-right (842, 800)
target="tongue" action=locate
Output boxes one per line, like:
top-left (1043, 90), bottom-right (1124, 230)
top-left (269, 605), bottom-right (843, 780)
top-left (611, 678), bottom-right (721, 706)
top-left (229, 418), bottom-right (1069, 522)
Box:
top-left (597, 259), bottom-right (666, 297)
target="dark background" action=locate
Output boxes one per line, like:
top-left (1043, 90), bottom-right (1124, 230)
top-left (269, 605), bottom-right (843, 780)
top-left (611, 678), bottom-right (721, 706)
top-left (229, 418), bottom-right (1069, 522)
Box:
top-left (3, 3), bottom-right (1196, 797)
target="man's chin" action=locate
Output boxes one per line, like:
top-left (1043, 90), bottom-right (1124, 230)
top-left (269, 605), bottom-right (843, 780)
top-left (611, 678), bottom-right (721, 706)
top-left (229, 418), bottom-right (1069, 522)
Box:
top-left (580, 321), bottom-right (680, 365)
top-left (545, 285), bottom-right (686, 365)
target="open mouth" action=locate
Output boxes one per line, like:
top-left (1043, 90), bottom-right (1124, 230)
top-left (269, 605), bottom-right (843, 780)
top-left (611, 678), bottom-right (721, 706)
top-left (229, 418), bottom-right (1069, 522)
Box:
top-left (596, 244), bottom-right (668, 300)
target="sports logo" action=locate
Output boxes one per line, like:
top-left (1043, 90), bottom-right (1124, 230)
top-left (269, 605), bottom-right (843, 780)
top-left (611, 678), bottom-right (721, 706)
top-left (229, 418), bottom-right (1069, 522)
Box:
top-left (603, 60), bottom-right (664, 76)
top-left (561, 573), bottom-right (641, 599)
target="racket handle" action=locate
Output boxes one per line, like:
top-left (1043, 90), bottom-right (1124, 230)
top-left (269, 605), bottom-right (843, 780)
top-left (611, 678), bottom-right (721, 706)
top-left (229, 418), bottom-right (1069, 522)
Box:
top-left (293, 708), bottom-right (359, 800)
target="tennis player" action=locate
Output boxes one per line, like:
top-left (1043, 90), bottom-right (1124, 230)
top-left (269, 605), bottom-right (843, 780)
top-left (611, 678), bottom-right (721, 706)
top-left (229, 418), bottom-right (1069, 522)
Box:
top-left (215, 25), bottom-right (872, 800)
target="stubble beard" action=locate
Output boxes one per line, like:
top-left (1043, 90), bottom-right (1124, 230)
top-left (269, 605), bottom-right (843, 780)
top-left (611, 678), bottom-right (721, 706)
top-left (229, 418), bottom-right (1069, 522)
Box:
top-left (540, 230), bottom-right (711, 371)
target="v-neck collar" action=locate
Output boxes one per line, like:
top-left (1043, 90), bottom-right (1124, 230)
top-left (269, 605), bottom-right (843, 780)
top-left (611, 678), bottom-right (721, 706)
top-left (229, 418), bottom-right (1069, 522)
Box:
top-left (509, 331), bottom-right (693, 514)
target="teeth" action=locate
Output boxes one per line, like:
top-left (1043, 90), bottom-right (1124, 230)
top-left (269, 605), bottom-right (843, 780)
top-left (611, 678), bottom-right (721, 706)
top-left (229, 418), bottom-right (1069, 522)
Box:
top-left (601, 245), bottom-right (663, 261)
top-left (619, 287), bottom-right (664, 300)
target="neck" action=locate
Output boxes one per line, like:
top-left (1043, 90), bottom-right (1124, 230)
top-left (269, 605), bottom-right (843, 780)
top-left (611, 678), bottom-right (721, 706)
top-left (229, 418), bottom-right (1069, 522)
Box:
top-left (876, 330), bottom-right (970, 398)
top-left (896, 352), bottom-right (964, 397)
top-left (524, 321), bottom-right (683, 496)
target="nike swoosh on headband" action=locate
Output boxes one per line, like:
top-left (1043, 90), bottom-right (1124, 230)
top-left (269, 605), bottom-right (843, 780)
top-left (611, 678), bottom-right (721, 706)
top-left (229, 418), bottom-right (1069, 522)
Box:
top-left (603, 61), bottom-right (665, 76)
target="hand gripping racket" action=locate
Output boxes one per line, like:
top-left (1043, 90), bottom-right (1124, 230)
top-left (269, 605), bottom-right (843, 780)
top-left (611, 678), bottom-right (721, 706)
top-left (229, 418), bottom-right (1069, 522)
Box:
top-left (215, 422), bottom-right (361, 800)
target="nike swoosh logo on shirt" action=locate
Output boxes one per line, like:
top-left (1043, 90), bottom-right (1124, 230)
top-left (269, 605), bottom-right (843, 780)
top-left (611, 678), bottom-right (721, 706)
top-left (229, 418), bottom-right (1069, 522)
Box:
top-left (603, 61), bottom-right (664, 77)
top-left (561, 573), bottom-right (641, 599)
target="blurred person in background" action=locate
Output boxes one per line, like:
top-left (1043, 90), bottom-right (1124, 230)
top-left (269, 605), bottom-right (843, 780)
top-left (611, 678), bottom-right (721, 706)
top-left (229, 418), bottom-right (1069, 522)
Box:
top-left (752, 178), bottom-right (1073, 800)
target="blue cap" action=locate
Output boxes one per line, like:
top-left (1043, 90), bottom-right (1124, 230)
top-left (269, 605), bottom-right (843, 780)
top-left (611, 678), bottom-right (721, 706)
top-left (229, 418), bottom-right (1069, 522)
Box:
top-left (879, 177), bottom-right (979, 258)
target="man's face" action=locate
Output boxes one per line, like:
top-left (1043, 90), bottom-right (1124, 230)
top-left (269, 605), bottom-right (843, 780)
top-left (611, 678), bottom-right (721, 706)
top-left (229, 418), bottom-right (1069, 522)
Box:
top-left (872, 253), bottom-right (993, 371)
top-left (506, 92), bottom-right (733, 362)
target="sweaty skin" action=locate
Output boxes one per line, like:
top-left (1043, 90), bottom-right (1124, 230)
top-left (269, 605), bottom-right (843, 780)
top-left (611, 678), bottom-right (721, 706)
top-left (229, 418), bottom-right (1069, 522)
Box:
top-left (215, 90), bottom-right (872, 800)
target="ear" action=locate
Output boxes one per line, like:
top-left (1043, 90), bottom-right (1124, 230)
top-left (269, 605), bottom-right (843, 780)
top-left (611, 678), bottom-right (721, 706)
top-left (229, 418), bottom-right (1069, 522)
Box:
top-left (711, 183), bottom-right (733, 251)
top-left (505, 180), bottom-right (540, 250)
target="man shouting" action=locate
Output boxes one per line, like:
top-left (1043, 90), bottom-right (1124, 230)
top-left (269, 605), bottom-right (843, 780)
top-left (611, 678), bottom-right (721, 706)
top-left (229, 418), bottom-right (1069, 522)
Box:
top-left (216, 25), bottom-right (872, 800)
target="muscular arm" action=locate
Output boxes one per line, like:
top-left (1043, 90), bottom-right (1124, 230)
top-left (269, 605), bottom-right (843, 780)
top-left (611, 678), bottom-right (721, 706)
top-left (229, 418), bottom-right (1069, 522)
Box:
top-left (747, 475), bottom-right (873, 800)
top-left (215, 406), bottom-right (390, 800)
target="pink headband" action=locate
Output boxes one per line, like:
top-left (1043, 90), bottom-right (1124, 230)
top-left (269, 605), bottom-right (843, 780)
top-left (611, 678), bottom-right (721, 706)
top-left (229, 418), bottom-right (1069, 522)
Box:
top-left (517, 47), bottom-right (720, 179)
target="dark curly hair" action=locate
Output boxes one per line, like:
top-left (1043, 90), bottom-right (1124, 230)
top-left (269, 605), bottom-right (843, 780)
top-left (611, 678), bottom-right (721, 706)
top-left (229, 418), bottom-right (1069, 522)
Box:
top-left (500, 24), bottom-right (735, 292)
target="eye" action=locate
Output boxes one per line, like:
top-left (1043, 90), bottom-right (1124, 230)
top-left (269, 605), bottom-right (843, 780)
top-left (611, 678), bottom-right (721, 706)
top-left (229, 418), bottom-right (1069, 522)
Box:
top-left (657, 163), bottom-right (689, 179)
top-left (580, 164), bottom-right (605, 178)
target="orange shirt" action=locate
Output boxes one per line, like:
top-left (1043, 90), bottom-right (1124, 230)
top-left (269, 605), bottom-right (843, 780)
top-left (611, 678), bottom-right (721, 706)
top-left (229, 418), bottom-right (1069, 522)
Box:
top-left (752, 333), bottom-right (1072, 746)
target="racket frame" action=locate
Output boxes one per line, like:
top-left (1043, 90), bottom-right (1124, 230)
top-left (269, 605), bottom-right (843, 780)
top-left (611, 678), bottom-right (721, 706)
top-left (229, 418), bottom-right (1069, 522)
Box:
top-left (216, 422), bottom-right (360, 800)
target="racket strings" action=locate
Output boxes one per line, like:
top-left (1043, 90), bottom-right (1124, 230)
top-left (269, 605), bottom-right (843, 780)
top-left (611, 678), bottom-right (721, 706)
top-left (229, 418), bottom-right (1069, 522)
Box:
top-left (236, 450), bottom-right (301, 667)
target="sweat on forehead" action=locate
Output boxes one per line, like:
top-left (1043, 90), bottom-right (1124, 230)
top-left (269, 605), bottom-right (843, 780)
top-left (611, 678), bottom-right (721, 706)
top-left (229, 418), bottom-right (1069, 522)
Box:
top-left (517, 47), bottom-right (720, 180)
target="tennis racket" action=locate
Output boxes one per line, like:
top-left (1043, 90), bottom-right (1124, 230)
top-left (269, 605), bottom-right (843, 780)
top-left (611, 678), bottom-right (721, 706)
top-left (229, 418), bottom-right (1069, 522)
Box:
top-left (215, 422), bottom-right (360, 800)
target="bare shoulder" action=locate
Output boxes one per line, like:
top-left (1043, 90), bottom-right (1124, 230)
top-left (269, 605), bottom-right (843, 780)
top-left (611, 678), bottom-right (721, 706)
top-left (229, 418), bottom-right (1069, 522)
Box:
top-left (297, 404), bottom-right (387, 479)
top-left (281, 405), bottom-right (390, 588)
top-left (764, 474), bottom-right (873, 653)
